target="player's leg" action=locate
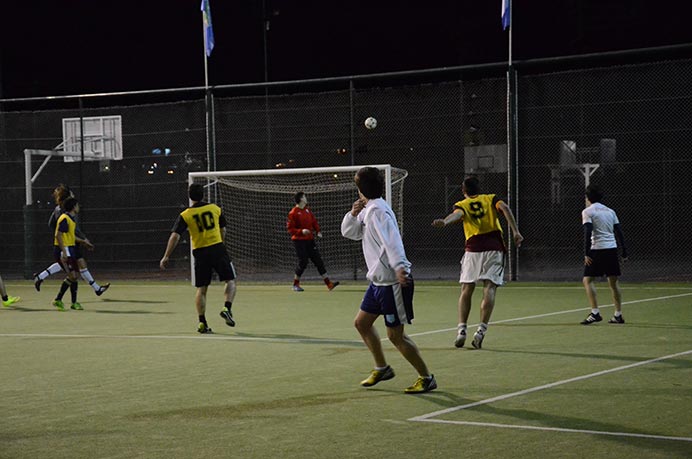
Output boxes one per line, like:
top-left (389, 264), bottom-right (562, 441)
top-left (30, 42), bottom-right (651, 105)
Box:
top-left (581, 249), bottom-right (604, 324)
top-left (34, 257), bottom-right (64, 292)
top-left (76, 253), bottom-right (110, 296)
top-left (309, 242), bottom-right (338, 290)
top-left (68, 269), bottom-right (83, 310)
top-left (472, 280), bottom-right (498, 349)
top-left (215, 251), bottom-right (237, 328)
top-left (293, 240), bottom-right (308, 291)
top-left (194, 251), bottom-right (214, 333)
top-left (456, 283), bottom-right (474, 347)
top-left (607, 276), bottom-right (625, 323)
top-left (1, 274), bottom-right (21, 307)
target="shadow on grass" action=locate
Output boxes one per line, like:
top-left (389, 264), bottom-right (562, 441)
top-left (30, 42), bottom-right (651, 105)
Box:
top-left (231, 331), bottom-right (364, 347)
top-left (99, 298), bottom-right (169, 304)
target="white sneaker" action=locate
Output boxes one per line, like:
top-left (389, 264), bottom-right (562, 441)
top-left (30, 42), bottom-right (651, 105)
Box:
top-left (454, 330), bottom-right (467, 348)
top-left (472, 330), bottom-right (485, 349)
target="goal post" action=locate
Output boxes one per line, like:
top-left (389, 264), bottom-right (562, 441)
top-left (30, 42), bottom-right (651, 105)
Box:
top-left (187, 164), bottom-right (408, 282)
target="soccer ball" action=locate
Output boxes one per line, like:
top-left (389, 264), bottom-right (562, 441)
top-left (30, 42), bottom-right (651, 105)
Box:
top-left (364, 117), bottom-right (377, 130)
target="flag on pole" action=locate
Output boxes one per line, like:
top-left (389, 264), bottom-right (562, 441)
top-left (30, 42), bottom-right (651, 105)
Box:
top-left (502, 0), bottom-right (511, 30)
top-left (201, 0), bottom-right (215, 57)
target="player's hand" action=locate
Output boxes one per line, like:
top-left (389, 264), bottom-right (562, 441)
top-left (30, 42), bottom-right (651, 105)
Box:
top-left (351, 199), bottom-right (365, 217)
top-left (513, 233), bottom-right (524, 248)
top-left (82, 239), bottom-right (95, 250)
top-left (396, 268), bottom-right (412, 286)
top-left (159, 256), bottom-right (169, 270)
top-left (301, 229), bottom-right (311, 235)
top-left (432, 219), bottom-right (445, 228)
top-left (317, 232), bottom-right (323, 238)
top-left (584, 256), bottom-right (593, 266)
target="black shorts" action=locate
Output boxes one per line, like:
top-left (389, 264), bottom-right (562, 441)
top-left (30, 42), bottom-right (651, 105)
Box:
top-left (193, 243), bottom-right (236, 287)
top-left (584, 248), bottom-right (621, 278)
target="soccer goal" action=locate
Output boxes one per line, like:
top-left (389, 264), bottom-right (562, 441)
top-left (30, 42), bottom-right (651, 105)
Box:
top-left (188, 165), bottom-right (408, 282)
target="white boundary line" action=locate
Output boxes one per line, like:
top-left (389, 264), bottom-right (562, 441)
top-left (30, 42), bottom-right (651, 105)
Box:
top-left (411, 419), bottom-right (692, 443)
top-left (0, 333), bottom-right (362, 345)
top-left (409, 349), bottom-right (692, 443)
top-left (408, 292), bottom-right (692, 337)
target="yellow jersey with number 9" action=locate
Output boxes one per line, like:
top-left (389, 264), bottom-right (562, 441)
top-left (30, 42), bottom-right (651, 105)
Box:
top-left (178, 203), bottom-right (224, 250)
top-left (454, 194), bottom-right (506, 252)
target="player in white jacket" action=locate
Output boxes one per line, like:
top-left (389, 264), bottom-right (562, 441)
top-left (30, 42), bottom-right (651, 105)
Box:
top-left (341, 166), bottom-right (436, 394)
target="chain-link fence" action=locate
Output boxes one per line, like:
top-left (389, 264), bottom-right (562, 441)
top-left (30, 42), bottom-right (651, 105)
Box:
top-left (1, 47), bottom-right (691, 282)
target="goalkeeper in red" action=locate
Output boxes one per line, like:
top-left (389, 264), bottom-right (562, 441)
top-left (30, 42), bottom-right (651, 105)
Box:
top-left (433, 176), bottom-right (523, 349)
top-left (160, 184), bottom-right (237, 334)
top-left (341, 166), bottom-right (436, 394)
top-left (287, 191), bottom-right (339, 292)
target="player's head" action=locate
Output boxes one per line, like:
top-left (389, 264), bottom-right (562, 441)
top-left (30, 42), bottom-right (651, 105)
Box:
top-left (585, 184), bottom-right (603, 204)
top-left (63, 197), bottom-right (79, 213)
top-left (188, 184), bottom-right (204, 202)
top-left (462, 176), bottom-right (481, 197)
top-left (294, 191), bottom-right (307, 205)
top-left (355, 167), bottom-right (384, 199)
top-left (53, 184), bottom-right (72, 206)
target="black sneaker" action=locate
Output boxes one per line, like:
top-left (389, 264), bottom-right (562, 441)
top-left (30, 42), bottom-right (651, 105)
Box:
top-left (220, 308), bottom-right (236, 327)
top-left (328, 281), bottom-right (340, 291)
top-left (608, 315), bottom-right (625, 324)
top-left (95, 283), bottom-right (110, 296)
top-left (580, 312), bottom-right (603, 325)
top-left (33, 273), bottom-right (42, 292)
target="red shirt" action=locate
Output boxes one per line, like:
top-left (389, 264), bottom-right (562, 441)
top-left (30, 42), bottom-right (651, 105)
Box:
top-left (287, 206), bottom-right (320, 240)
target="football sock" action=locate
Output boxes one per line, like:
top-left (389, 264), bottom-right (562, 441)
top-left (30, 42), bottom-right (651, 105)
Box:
top-left (39, 263), bottom-right (63, 280)
top-left (199, 315), bottom-right (207, 325)
top-left (56, 279), bottom-right (71, 301)
top-left (591, 308), bottom-right (600, 315)
top-left (323, 277), bottom-right (332, 287)
top-left (70, 281), bottom-right (78, 304)
top-left (224, 301), bottom-right (232, 311)
top-left (79, 269), bottom-right (101, 291)
top-left (614, 310), bottom-right (622, 317)
top-left (293, 278), bottom-right (300, 286)
top-left (375, 365), bottom-right (389, 371)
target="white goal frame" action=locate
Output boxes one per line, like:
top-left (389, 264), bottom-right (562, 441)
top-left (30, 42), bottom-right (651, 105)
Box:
top-left (187, 164), bottom-right (405, 284)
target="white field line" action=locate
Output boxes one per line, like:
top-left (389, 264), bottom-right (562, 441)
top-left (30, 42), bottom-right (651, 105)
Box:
top-left (411, 419), bottom-right (692, 443)
top-left (409, 349), bottom-right (692, 422)
top-left (0, 333), bottom-right (362, 345)
top-left (407, 292), bottom-right (692, 337)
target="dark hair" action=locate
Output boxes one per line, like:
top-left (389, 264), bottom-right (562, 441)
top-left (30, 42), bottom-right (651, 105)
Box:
top-left (294, 191), bottom-right (305, 204)
top-left (355, 167), bottom-right (384, 199)
top-left (462, 176), bottom-right (481, 196)
top-left (585, 184), bottom-right (604, 203)
top-left (189, 184), bottom-right (204, 202)
top-left (63, 197), bottom-right (78, 212)
top-left (53, 184), bottom-right (72, 206)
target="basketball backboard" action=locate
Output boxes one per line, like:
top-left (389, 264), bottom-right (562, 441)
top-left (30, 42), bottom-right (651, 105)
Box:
top-left (62, 115), bottom-right (122, 162)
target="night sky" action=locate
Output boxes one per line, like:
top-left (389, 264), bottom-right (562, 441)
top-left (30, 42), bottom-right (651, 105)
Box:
top-left (0, 0), bottom-right (690, 98)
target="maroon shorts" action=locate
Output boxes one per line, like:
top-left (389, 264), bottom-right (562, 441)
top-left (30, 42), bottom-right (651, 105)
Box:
top-left (53, 246), bottom-right (79, 273)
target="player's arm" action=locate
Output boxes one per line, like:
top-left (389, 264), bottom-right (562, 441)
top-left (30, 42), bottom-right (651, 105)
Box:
top-left (219, 212), bottom-right (227, 241)
top-left (432, 208), bottom-right (464, 228)
top-left (372, 210), bottom-right (410, 285)
top-left (160, 215), bottom-right (186, 269)
top-left (286, 210), bottom-right (305, 237)
top-left (313, 213), bottom-right (322, 238)
top-left (341, 199), bottom-right (365, 241)
top-left (614, 223), bottom-right (628, 260)
top-left (496, 200), bottom-right (523, 247)
top-left (583, 222), bottom-right (593, 265)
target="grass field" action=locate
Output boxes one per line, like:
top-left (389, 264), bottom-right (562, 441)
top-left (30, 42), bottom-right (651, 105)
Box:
top-left (1, 280), bottom-right (691, 458)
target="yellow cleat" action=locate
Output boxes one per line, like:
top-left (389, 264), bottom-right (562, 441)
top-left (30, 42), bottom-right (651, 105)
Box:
top-left (70, 302), bottom-right (84, 310)
top-left (2, 296), bottom-right (20, 307)
top-left (404, 375), bottom-right (437, 394)
top-left (52, 300), bottom-right (65, 311)
top-left (360, 365), bottom-right (395, 387)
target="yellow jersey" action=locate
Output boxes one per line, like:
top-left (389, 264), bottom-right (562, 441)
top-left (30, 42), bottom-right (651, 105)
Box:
top-left (454, 194), bottom-right (506, 252)
top-left (173, 202), bottom-right (226, 251)
top-left (54, 213), bottom-right (77, 247)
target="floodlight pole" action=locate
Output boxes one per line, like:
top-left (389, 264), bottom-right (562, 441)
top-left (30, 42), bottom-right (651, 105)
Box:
top-left (505, 2), bottom-right (519, 281)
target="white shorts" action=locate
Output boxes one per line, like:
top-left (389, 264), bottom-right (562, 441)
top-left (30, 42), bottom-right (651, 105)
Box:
top-left (459, 251), bottom-right (505, 286)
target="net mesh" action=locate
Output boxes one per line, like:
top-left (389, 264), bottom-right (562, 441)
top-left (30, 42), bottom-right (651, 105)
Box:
top-left (190, 166), bottom-right (408, 281)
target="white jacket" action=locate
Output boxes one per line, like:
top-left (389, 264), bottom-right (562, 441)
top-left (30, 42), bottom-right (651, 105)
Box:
top-left (341, 198), bottom-right (411, 286)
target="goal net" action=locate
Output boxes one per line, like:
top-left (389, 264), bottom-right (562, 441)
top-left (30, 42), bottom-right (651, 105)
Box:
top-left (189, 165), bottom-right (408, 282)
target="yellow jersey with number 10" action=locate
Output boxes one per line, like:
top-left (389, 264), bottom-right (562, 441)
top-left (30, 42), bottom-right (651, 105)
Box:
top-left (180, 203), bottom-right (224, 250)
top-left (454, 194), bottom-right (506, 252)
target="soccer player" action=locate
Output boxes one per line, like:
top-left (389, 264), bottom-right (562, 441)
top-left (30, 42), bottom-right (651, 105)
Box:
top-left (34, 184), bottom-right (110, 297)
top-left (286, 191), bottom-right (339, 292)
top-left (160, 183), bottom-right (237, 334)
top-left (51, 197), bottom-right (83, 311)
top-left (432, 175), bottom-right (523, 349)
top-left (1, 274), bottom-right (21, 308)
top-left (341, 166), bottom-right (436, 394)
top-left (580, 184), bottom-right (628, 325)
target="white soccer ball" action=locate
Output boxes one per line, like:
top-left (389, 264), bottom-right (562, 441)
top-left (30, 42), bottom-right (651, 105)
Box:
top-left (364, 117), bottom-right (377, 130)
